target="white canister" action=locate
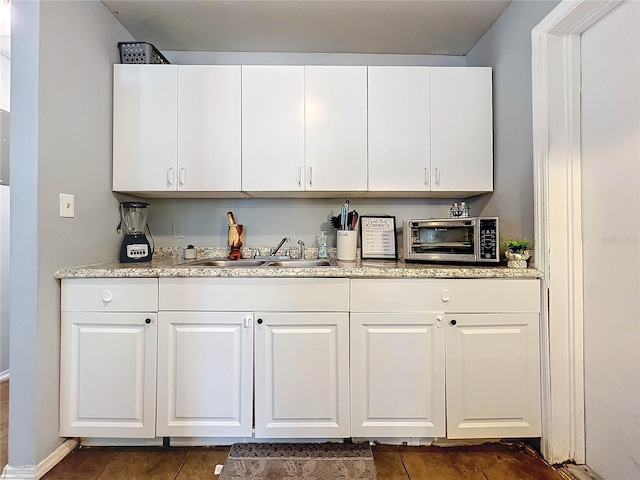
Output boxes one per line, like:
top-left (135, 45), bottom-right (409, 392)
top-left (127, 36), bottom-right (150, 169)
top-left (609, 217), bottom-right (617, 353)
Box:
top-left (336, 230), bottom-right (358, 261)
top-left (183, 246), bottom-right (197, 259)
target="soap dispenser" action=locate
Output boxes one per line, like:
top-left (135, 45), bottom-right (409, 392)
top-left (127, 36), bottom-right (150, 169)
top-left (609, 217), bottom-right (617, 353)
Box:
top-left (318, 231), bottom-right (329, 259)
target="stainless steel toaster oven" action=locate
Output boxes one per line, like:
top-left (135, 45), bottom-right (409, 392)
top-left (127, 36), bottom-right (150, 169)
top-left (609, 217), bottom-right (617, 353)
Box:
top-left (403, 217), bottom-right (499, 263)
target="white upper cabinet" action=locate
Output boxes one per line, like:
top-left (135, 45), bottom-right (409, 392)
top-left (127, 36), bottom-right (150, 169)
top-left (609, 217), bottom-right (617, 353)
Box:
top-left (305, 66), bottom-right (368, 192)
top-left (367, 66), bottom-right (493, 196)
top-left (113, 65), bottom-right (178, 193)
top-left (430, 67), bottom-right (493, 193)
top-left (242, 65), bottom-right (367, 195)
top-left (241, 66), bottom-right (305, 192)
top-left (177, 66), bottom-right (241, 192)
top-left (113, 65), bottom-right (243, 196)
top-left (113, 65), bottom-right (493, 197)
top-left (368, 67), bottom-right (431, 193)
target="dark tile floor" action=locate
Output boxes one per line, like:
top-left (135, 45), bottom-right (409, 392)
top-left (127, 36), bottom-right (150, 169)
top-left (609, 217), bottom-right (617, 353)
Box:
top-left (40, 442), bottom-right (565, 480)
top-left (2, 379), bottom-right (562, 480)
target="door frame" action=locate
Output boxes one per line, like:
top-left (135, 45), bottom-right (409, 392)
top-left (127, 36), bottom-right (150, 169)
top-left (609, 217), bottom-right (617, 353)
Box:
top-left (531, 0), bottom-right (623, 465)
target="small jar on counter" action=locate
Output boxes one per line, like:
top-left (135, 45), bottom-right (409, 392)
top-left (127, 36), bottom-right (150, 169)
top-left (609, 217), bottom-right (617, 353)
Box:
top-left (183, 245), bottom-right (196, 259)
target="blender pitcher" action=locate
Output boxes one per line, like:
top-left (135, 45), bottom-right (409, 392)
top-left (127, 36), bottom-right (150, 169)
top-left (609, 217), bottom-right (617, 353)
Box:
top-left (119, 202), bottom-right (153, 263)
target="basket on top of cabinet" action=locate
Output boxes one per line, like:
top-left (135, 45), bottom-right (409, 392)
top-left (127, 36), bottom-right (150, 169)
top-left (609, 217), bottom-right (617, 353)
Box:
top-left (118, 41), bottom-right (170, 65)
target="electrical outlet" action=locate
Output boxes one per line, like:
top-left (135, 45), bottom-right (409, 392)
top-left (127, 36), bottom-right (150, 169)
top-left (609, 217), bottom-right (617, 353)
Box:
top-left (172, 221), bottom-right (184, 239)
top-left (59, 193), bottom-right (74, 218)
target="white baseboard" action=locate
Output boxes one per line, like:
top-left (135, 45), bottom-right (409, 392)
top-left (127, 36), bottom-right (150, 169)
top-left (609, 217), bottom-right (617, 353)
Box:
top-left (1, 439), bottom-right (78, 480)
top-left (0, 370), bottom-right (9, 383)
top-left (0, 465), bottom-right (36, 480)
top-left (35, 438), bottom-right (78, 480)
top-left (80, 437), bottom-right (163, 447)
top-left (559, 464), bottom-right (604, 480)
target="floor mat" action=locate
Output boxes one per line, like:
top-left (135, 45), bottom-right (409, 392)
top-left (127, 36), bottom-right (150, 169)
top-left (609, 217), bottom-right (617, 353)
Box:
top-left (219, 442), bottom-right (378, 479)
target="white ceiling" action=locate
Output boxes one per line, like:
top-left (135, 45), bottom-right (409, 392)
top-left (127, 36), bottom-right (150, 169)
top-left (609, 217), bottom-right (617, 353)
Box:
top-left (102, 0), bottom-right (511, 56)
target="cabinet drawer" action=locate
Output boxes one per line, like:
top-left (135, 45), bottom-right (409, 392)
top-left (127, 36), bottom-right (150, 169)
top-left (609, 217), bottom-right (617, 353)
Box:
top-left (61, 278), bottom-right (158, 312)
top-left (350, 278), bottom-right (540, 313)
top-left (159, 278), bottom-right (349, 311)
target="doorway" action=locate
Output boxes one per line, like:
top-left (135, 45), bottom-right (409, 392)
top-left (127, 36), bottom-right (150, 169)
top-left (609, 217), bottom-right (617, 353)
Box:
top-left (532, 0), bottom-right (640, 475)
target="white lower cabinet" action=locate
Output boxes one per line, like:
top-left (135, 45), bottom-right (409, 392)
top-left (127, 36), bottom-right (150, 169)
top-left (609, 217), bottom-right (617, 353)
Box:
top-left (156, 311), bottom-right (254, 437)
top-left (60, 279), bottom-right (159, 438)
top-left (157, 277), bottom-right (350, 439)
top-left (61, 277), bottom-right (541, 442)
top-left (350, 313), bottom-right (445, 437)
top-left (350, 278), bottom-right (541, 439)
top-left (445, 313), bottom-right (541, 439)
top-left (254, 312), bottom-right (350, 438)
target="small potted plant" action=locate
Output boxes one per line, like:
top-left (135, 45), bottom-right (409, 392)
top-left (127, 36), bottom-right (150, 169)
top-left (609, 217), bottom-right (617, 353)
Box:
top-left (501, 238), bottom-right (533, 268)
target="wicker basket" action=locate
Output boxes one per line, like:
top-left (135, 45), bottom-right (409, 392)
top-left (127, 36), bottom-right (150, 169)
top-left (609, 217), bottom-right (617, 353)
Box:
top-left (118, 42), bottom-right (170, 64)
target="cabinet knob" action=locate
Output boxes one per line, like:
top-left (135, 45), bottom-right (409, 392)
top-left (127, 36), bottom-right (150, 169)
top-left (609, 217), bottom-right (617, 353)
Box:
top-left (440, 289), bottom-right (450, 303)
top-left (450, 319), bottom-right (457, 326)
top-left (102, 290), bottom-right (113, 302)
top-left (257, 318), bottom-right (263, 325)
top-left (145, 318), bottom-right (151, 324)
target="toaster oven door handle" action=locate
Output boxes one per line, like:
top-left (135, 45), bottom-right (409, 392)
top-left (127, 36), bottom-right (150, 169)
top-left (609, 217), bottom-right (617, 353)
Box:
top-left (412, 220), bottom-right (474, 228)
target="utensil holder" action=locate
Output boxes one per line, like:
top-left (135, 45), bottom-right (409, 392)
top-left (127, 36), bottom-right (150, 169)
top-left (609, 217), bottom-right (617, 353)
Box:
top-left (337, 230), bottom-right (357, 261)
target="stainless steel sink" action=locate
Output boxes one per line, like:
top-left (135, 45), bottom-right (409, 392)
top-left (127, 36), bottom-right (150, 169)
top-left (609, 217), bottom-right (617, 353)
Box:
top-left (174, 258), bottom-right (338, 268)
top-left (177, 259), bottom-right (267, 268)
top-left (266, 259), bottom-right (338, 268)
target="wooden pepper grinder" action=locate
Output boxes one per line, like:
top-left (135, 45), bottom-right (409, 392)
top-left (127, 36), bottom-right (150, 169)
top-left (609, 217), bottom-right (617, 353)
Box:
top-left (227, 212), bottom-right (243, 260)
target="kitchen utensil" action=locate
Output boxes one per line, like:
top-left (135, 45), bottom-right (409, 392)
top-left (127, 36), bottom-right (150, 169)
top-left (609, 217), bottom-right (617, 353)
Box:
top-left (118, 202), bottom-right (153, 263)
top-left (227, 224), bottom-right (244, 260)
top-left (330, 216), bottom-right (341, 229)
top-left (227, 211), bottom-right (237, 226)
top-left (349, 211), bottom-right (359, 230)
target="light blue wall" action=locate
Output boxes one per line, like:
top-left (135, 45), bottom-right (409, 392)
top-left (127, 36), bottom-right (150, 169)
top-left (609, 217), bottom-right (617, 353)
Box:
top-left (147, 50), bottom-right (467, 249)
top-left (9, 0), bottom-right (133, 467)
top-left (465, 0), bottom-right (560, 243)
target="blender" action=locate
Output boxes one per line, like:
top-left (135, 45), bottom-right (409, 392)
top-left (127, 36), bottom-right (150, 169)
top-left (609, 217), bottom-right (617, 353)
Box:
top-left (118, 202), bottom-right (153, 263)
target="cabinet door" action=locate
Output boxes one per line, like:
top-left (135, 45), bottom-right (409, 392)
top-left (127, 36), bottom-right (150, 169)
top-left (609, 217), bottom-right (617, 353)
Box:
top-left (350, 313), bottom-right (445, 437)
top-left (305, 66), bottom-right (368, 192)
top-left (156, 311), bottom-right (253, 437)
top-left (430, 67), bottom-right (493, 193)
top-left (242, 66), bottom-right (305, 192)
top-left (446, 313), bottom-right (541, 439)
top-left (254, 312), bottom-right (350, 438)
top-left (368, 67), bottom-right (431, 192)
top-left (177, 66), bottom-right (241, 192)
top-left (60, 312), bottom-right (157, 438)
top-left (113, 65), bottom-right (178, 192)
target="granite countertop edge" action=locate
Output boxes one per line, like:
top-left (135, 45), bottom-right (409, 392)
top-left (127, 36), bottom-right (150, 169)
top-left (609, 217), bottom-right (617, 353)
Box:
top-left (54, 261), bottom-right (543, 280)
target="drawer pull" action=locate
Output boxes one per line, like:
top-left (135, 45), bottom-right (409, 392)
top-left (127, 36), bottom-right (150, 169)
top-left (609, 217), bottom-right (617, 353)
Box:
top-left (440, 289), bottom-right (450, 303)
top-left (102, 290), bottom-right (113, 303)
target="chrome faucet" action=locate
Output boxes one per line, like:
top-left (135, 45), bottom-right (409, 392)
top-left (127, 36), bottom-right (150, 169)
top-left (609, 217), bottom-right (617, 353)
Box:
top-left (298, 240), bottom-right (305, 259)
top-left (271, 237), bottom-right (290, 256)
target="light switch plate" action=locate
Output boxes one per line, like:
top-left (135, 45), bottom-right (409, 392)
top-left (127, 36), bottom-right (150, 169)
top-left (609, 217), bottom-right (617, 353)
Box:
top-left (60, 193), bottom-right (74, 218)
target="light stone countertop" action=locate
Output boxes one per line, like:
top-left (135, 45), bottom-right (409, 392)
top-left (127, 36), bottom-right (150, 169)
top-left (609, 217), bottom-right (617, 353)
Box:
top-left (54, 254), bottom-right (543, 280)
